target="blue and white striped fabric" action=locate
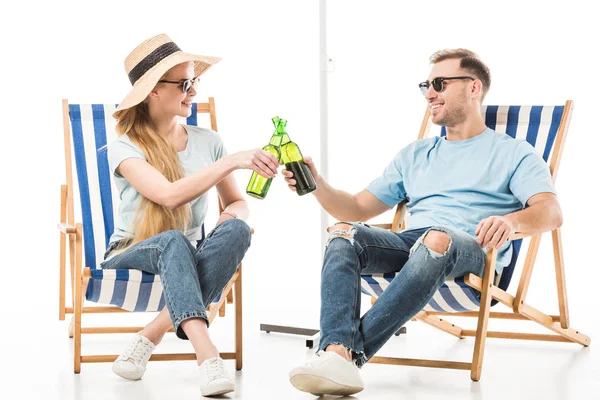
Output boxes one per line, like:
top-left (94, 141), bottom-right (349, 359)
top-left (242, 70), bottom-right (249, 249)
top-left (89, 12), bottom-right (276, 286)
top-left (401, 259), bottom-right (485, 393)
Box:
top-left (360, 105), bottom-right (564, 312)
top-left (69, 103), bottom-right (214, 311)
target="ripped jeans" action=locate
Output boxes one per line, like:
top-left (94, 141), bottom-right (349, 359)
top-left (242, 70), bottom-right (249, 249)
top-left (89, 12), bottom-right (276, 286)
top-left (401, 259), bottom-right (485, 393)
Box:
top-left (320, 223), bottom-right (486, 367)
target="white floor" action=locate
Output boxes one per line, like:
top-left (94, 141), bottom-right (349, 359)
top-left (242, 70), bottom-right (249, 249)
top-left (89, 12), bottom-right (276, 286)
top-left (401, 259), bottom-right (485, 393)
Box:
top-left (6, 296), bottom-right (598, 400)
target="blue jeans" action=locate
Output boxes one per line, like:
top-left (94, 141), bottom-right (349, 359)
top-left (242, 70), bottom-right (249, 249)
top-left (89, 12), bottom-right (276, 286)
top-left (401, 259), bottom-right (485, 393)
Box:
top-left (319, 223), bottom-right (486, 367)
top-left (100, 218), bottom-right (252, 340)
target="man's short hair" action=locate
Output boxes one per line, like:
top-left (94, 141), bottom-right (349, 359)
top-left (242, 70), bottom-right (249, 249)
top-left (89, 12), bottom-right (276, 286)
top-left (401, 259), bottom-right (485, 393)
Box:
top-left (430, 49), bottom-right (491, 99)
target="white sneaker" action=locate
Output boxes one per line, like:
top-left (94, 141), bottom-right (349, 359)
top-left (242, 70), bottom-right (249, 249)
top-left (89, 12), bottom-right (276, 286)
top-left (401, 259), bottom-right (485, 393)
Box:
top-left (198, 357), bottom-right (235, 396)
top-left (289, 351), bottom-right (364, 396)
top-left (112, 334), bottom-right (155, 380)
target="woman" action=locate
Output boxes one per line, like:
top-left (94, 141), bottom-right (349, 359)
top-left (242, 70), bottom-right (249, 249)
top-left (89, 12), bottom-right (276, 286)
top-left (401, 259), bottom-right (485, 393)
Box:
top-left (102, 33), bottom-right (279, 396)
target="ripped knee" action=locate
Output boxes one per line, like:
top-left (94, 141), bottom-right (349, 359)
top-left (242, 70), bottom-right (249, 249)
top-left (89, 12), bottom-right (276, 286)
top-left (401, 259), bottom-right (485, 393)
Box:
top-left (325, 222), bottom-right (357, 247)
top-left (411, 228), bottom-right (452, 259)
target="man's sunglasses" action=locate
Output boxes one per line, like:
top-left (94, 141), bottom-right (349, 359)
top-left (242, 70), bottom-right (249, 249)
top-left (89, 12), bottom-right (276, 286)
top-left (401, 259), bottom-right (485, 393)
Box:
top-left (158, 77), bottom-right (200, 93)
top-left (418, 76), bottom-right (475, 96)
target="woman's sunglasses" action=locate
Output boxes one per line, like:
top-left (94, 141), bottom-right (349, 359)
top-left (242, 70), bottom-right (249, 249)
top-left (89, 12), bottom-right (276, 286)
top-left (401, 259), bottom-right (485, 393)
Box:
top-left (418, 76), bottom-right (475, 96)
top-left (158, 77), bottom-right (201, 93)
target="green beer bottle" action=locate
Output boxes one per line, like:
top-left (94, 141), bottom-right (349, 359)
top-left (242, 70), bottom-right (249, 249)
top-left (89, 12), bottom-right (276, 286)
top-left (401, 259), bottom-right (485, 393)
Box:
top-left (279, 119), bottom-right (317, 196)
top-left (245, 117), bottom-right (285, 199)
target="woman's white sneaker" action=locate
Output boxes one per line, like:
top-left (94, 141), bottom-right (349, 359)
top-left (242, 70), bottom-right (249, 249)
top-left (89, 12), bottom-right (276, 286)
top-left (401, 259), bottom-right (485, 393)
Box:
top-left (198, 357), bottom-right (235, 396)
top-left (289, 351), bottom-right (364, 396)
top-left (112, 334), bottom-right (155, 380)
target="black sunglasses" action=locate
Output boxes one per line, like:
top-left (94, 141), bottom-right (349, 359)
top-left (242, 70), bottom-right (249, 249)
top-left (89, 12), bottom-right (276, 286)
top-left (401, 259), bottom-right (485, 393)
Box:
top-left (158, 77), bottom-right (200, 93)
top-left (418, 76), bottom-right (475, 96)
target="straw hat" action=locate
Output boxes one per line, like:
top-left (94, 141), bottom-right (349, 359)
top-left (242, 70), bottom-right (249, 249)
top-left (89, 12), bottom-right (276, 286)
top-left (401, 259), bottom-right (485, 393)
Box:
top-left (114, 33), bottom-right (221, 118)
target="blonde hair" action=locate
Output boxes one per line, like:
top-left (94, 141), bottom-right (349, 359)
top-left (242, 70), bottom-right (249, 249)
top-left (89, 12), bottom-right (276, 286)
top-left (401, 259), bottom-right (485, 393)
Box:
top-left (113, 87), bottom-right (190, 249)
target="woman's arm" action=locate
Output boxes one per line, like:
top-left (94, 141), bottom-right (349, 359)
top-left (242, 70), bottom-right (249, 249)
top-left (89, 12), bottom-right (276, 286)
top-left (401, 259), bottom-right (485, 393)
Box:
top-left (118, 149), bottom-right (278, 210)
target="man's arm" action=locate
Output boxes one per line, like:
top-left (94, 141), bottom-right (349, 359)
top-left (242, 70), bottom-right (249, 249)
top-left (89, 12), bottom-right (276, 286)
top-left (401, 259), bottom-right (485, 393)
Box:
top-left (313, 177), bottom-right (392, 222)
top-left (282, 156), bottom-right (391, 222)
top-left (476, 192), bottom-right (563, 249)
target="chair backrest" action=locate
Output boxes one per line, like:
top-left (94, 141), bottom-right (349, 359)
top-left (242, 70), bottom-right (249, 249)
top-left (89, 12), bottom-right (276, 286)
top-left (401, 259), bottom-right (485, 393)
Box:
top-left (423, 102), bottom-right (572, 309)
top-left (62, 99), bottom-right (219, 270)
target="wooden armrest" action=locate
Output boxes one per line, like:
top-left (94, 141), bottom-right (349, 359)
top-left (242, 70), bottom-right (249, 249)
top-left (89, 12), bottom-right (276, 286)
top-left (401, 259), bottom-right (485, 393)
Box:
top-left (508, 232), bottom-right (536, 241)
top-left (370, 223), bottom-right (392, 229)
top-left (57, 223), bottom-right (77, 234)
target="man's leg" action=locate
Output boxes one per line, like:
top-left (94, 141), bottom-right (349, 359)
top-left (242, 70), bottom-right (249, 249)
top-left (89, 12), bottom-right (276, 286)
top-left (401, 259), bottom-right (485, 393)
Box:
top-left (290, 222), bottom-right (423, 396)
top-left (359, 226), bottom-right (486, 366)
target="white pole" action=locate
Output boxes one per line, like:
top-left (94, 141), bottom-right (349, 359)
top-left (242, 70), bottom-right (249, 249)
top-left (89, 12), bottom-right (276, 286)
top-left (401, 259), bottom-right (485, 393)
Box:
top-left (319, 0), bottom-right (329, 259)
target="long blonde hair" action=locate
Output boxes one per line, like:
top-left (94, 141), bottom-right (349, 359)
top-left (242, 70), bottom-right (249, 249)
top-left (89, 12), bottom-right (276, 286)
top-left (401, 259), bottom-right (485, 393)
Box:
top-left (113, 88), bottom-right (191, 248)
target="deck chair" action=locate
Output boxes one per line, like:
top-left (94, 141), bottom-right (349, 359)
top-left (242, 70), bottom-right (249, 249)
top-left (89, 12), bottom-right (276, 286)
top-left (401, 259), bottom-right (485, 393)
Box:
top-left (360, 100), bottom-right (590, 381)
top-left (58, 98), bottom-right (246, 373)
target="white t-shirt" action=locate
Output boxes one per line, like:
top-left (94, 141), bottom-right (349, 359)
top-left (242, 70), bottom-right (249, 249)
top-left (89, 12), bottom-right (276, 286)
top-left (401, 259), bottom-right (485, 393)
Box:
top-left (107, 125), bottom-right (227, 244)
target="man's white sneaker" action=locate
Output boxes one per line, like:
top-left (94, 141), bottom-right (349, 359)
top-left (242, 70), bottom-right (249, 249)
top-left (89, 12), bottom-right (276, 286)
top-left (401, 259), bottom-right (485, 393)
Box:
top-left (112, 334), bottom-right (155, 380)
top-left (289, 351), bottom-right (364, 396)
top-left (198, 357), bottom-right (235, 396)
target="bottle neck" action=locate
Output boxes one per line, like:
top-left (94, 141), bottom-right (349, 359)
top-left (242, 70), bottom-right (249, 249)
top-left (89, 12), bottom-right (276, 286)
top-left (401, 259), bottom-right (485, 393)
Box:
top-left (269, 132), bottom-right (291, 146)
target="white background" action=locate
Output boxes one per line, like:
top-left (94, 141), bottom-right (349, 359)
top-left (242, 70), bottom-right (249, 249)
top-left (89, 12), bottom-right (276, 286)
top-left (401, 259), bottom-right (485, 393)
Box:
top-left (0, 0), bottom-right (598, 396)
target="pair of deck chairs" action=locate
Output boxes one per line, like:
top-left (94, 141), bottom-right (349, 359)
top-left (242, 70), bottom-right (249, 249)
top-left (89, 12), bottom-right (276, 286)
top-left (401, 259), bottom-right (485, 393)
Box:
top-left (59, 98), bottom-right (589, 380)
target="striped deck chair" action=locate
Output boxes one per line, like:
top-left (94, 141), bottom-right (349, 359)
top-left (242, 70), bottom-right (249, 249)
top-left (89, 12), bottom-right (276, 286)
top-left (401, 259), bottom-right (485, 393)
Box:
top-left (360, 100), bottom-right (590, 381)
top-left (58, 98), bottom-right (245, 373)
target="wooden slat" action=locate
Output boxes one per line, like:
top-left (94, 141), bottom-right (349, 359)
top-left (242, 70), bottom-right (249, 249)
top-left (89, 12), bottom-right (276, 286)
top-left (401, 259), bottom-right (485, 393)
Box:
top-left (81, 352), bottom-right (236, 363)
top-left (465, 274), bottom-right (589, 346)
top-left (548, 100), bottom-right (573, 182)
top-left (208, 271), bottom-right (238, 324)
top-left (514, 234), bottom-right (542, 312)
top-left (470, 248), bottom-right (497, 381)
top-left (235, 264), bottom-right (243, 370)
top-left (66, 306), bottom-right (131, 314)
top-left (552, 228), bottom-right (570, 328)
top-left (58, 223), bottom-right (77, 234)
top-left (520, 304), bottom-right (590, 346)
top-left (74, 224), bottom-right (83, 373)
top-left (462, 330), bottom-right (572, 342)
top-left (369, 356), bottom-right (471, 370)
top-left (62, 99), bottom-right (74, 227)
top-left (508, 232), bottom-right (535, 241)
top-left (426, 311), bottom-right (561, 322)
top-left (465, 273), bottom-right (514, 308)
top-left (370, 223), bottom-right (392, 229)
top-left (208, 97), bottom-right (218, 131)
top-left (414, 311), bottom-right (464, 338)
top-left (196, 103), bottom-right (211, 113)
top-left (59, 185), bottom-right (67, 321)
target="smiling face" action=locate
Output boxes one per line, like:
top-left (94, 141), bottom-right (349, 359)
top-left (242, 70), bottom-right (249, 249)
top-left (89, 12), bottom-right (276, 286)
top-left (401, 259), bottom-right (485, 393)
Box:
top-left (425, 58), bottom-right (480, 127)
top-left (151, 61), bottom-right (197, 118)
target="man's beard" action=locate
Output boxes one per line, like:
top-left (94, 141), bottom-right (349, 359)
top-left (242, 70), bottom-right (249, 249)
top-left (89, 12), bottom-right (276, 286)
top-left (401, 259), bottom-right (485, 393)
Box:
top-left (433, 104), bottom-right (467, 127)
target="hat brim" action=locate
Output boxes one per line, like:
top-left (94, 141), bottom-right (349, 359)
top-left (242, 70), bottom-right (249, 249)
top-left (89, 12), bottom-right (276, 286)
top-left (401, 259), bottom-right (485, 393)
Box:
top-left (113, 52), bottom-right (221, 118)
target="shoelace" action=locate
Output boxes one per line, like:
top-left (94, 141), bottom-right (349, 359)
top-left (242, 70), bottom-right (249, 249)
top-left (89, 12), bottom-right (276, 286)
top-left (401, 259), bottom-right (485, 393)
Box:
top-left (205, 358), bottom-right (226, 381)
top-left (120, 338), bottom-right (151, 365)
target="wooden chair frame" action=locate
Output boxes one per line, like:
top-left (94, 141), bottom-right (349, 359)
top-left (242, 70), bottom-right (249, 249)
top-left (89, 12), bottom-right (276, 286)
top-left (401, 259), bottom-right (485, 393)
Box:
top-left (367, 100), bottom-right (590, 381)
top-left (58, 98), bottom-right (245, 373)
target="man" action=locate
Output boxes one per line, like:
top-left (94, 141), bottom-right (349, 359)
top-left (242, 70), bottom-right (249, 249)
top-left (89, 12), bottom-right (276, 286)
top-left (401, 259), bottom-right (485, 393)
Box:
top-left (285, 49), bottom-right (562, 396)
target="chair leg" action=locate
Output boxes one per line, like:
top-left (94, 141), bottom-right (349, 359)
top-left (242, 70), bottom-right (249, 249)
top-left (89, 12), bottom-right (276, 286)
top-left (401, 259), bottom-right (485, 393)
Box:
top-left (552, 229), bottom-right (570, 328)
top-left (59, 185), bottom-right (67, 321)
top-left (470, 248), bottom-right (497, 381)
top-left (68, 316), bottom-right (74, 338)
top-left (235, 264), bottom-right (243, 371)
top-left (73, 224), bottom-right (83, 374)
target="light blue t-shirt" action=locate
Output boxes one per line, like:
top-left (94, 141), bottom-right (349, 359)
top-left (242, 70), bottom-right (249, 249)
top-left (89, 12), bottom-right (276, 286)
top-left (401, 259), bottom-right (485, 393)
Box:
top-left (366, 128), bottom-right (556, 272)
top-left (107, 125), bottom-right (227, 244)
